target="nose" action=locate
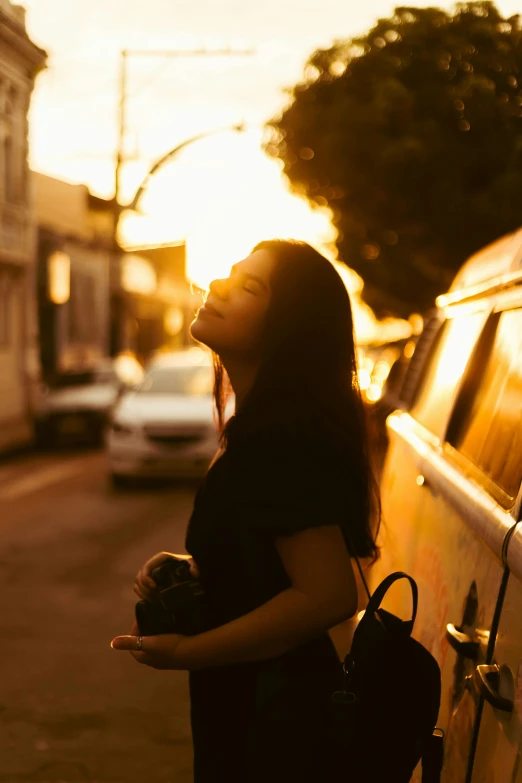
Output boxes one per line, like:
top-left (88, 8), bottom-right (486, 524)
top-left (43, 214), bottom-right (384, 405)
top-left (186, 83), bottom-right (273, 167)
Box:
top-left (208, 277), bottom-right (228, 299)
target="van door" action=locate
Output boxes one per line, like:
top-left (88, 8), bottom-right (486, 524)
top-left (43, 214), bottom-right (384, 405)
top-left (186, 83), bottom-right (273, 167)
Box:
top-left (372, 303), bottom-right (514, 781)
top-left (470, 531), bottom-right (522, 783)
top-left (443, 303), bottom-right (522, 781)
top-left (455, 304), bottom-right (522, 783)
top-left (406, 444), bottom-right (510, 783)
top-left (372, 314), bottom-right (447, 622)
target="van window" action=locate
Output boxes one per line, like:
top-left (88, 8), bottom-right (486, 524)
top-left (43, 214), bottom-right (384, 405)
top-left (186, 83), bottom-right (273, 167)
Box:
top-left (447, 308), bottom-right (522, 500)
top-left (410, 312), bottom-right (485, 437)
top-left (398, 313), bottom-right (443, 409)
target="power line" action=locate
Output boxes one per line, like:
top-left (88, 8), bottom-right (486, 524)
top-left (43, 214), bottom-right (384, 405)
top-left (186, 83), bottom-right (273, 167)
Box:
top-left (113, 46), bottom-right (256, 247)
top-left (125, 59), bottom-right (176, 100)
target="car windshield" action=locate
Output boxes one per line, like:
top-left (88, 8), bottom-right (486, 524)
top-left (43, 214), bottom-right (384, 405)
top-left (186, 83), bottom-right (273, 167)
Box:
top-left (137, 365), bottom-right (213, 396)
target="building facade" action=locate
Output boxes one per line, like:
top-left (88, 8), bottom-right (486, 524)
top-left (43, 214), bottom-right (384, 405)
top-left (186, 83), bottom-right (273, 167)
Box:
top-left (32, 172), bottom-right (112, 380)
top-left (0, 1), bottom-right (46, 452)
top-left (33, 171), bottom-right (199, 382)
top-left (119, 243), bottom-right (200, 363)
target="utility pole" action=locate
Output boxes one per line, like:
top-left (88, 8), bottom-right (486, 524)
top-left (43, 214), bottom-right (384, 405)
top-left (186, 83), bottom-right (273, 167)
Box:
top-left (113, 46), bottom-right (254, 248)
top-left (110, 46), bottom-right (254, 356)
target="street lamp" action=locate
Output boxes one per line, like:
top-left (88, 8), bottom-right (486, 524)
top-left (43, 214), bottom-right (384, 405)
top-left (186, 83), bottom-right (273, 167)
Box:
top-left (113, 45), bottom-right (254, 248)
top-left (127, 122), bottom-right (245, 213)
top-left (109, 122), bottom-right (247, 357)
top-left (113, 122), bottom-right (246, 243)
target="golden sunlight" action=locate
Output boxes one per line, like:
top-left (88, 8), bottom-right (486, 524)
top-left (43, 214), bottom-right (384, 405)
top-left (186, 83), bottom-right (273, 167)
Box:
top-left (119, 129), bottom-right (337, 290)
top-left (118, 129), bottom-right (412, 344)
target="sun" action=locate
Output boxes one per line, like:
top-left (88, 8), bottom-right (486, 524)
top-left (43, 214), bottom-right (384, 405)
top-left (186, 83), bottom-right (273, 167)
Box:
top-left (119, 128), bottom-right (338, 290)
top-left (118, 128), bottom-right (413, 345)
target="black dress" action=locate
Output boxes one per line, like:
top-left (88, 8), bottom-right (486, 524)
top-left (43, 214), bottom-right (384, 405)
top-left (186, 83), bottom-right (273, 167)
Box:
top-left (185, 430), bottom-right (351, 783)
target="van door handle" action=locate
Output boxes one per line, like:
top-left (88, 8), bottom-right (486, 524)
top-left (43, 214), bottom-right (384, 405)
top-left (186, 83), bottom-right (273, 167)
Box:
top-left (474, 665), bottom-right (514, 712)
top-left (446, 624), bottom-right (480, 659)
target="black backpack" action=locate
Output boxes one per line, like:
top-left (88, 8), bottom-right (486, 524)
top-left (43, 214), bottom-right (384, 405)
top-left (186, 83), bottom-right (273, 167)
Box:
top-left (330, 568), bottom-right (443, 782)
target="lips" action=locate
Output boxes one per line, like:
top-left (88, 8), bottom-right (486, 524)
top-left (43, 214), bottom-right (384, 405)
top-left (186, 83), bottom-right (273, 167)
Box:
top-left (201, 300), bottom-right (224, 319)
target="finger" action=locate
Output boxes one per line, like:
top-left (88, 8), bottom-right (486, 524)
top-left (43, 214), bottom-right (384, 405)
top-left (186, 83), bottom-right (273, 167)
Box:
top-left (141, 572), bottom-right (157, 590)
top-left (136, 572), bottom-right (158, 595)
top-left (124, 651), bottom-right (155, 666)
top-left (129, 650), bottom-right (148, 663)
top-left (111, 635), bottom-right (150, 652)
top-left (133, 585), bottom-right (153, 603)
top-left (136, 577), bottom-right (156, 593)
top-left (138, 570), bottom-right (157, 591)
top-left (143, 563), bottom-right (162, 585)
top-left (130, 649), bottom-right (174, 669)
top-left (133, 584), bottom-right (152, 601)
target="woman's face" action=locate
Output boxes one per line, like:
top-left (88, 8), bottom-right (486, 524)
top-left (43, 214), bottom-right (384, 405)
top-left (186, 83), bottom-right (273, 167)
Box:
top-left (190, 249), bottom-right (275, 359)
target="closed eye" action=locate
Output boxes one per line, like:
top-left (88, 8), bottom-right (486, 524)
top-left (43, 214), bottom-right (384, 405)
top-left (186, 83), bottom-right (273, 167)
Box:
top-left (230, 263), bottom-right (268, 293)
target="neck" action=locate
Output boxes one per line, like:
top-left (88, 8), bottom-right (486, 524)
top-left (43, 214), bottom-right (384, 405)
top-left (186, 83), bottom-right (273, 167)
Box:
top-left (221, 355), bottom-right (260, 410)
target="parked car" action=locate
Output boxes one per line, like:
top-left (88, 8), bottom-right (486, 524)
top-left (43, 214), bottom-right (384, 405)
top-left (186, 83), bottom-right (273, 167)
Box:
top-left (106, 349), bottom-right (222, 485)
top-left (35, 355), bottom-right (144, 447)
top-left (369, 227), bottom-right (522, 781)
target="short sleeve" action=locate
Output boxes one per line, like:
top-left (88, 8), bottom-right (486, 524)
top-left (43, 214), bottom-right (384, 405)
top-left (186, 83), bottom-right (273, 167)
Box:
top-left (232, 431), bottom-right (350, 537)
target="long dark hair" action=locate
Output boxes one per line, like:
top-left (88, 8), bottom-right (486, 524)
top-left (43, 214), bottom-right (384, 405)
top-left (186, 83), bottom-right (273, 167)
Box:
top-left (213, 239), bottom-right (379, 561)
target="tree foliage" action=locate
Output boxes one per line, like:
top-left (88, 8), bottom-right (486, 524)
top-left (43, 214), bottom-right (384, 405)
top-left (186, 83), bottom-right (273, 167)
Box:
top-left (266, 2), bottom-right (522, 315)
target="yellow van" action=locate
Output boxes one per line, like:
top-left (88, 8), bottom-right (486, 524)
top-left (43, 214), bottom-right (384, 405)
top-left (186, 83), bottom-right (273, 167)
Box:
top-left (370, 228), bottom-right (522, 782)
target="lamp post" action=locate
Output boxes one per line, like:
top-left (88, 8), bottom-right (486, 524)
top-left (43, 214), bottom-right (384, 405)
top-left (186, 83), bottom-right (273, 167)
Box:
top-left (127, 122), bottom-right (245, 214)
top-left (115, 121), bottom-right (246, 240)
top-left (113, 46), bottom-right (254, 249)
top-left (110, 122), bottom-right (246, 356)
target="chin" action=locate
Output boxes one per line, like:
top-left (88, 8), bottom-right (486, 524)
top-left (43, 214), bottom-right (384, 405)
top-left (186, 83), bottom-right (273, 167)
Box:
top-left (190, 314), bottom-right (217, 351)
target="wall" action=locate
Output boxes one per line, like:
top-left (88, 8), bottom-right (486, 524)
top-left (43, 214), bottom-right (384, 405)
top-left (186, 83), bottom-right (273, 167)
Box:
top-left (0, 2), bottom-right (46, 452)
top-left (33, 174), bottom-right (112, 377)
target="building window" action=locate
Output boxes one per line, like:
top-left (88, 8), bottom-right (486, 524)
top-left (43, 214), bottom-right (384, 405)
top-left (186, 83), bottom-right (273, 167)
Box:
top-left (0, 267), bottom-right (13, 346)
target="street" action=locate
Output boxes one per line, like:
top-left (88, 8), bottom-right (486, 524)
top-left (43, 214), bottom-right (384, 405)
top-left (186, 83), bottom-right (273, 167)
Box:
top-left (0, 449), bottom-right (198, 783)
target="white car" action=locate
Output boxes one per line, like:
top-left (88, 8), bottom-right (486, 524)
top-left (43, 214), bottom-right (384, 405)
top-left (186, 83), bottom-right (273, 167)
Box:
top-left (106, 350), bottom-right (221, 485)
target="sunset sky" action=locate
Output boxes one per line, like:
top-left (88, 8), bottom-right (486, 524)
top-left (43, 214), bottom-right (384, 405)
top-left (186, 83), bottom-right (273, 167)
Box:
top-left (22, 0), bottom-right (521, 301)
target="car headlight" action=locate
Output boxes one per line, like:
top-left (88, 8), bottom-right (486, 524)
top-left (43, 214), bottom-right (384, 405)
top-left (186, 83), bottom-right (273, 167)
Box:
top-left (111, 420), bottom-right (135, 435)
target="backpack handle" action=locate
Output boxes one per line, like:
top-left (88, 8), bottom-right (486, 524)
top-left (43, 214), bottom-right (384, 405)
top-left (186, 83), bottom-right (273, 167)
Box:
top-left (365, 571), bottom-right (418, 631)
top-left (345, 530), bottom-right (418, 631)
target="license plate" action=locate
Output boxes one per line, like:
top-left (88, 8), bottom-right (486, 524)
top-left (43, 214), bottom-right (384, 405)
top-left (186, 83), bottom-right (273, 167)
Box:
top-left (59, 415), bottom-right (87, 435)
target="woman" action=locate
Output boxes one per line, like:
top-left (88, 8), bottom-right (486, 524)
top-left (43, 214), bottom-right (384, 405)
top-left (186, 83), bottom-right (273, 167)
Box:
top-left (111, 240), bottom-right (379, 782)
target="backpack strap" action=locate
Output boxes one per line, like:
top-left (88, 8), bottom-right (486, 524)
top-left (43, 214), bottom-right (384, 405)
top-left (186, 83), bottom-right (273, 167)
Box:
top-left (366, 572), bottom-right (419, 631)
top-left (351, 548), bottom-right (372, 602)
top-left (343, 527), bottom-right (373, 603)
top-left (344, 529), bottom-right (418, 630)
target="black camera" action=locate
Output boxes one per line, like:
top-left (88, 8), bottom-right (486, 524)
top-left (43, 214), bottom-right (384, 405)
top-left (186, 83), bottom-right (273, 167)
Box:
top-left (135, 556), bottom-right (209, 636)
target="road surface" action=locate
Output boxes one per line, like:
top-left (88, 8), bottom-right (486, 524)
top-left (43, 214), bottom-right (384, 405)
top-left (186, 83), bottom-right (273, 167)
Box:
top-left (0, 449), bottom-right (198, 783)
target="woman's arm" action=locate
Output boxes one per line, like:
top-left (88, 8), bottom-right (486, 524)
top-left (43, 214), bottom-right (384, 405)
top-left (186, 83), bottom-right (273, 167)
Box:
top-left (175, 524), bottom-right (357, 670)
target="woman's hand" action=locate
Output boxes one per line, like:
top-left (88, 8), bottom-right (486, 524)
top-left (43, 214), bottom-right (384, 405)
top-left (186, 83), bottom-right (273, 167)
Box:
top-left (133, 552), bottom-right (199, 601)
top-left (111, 621), bottom-right (188, 670)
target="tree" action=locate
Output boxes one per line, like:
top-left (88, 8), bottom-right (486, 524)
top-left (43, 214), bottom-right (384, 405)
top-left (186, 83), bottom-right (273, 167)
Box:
top-left (266, 2), bottom-right (522, 316)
